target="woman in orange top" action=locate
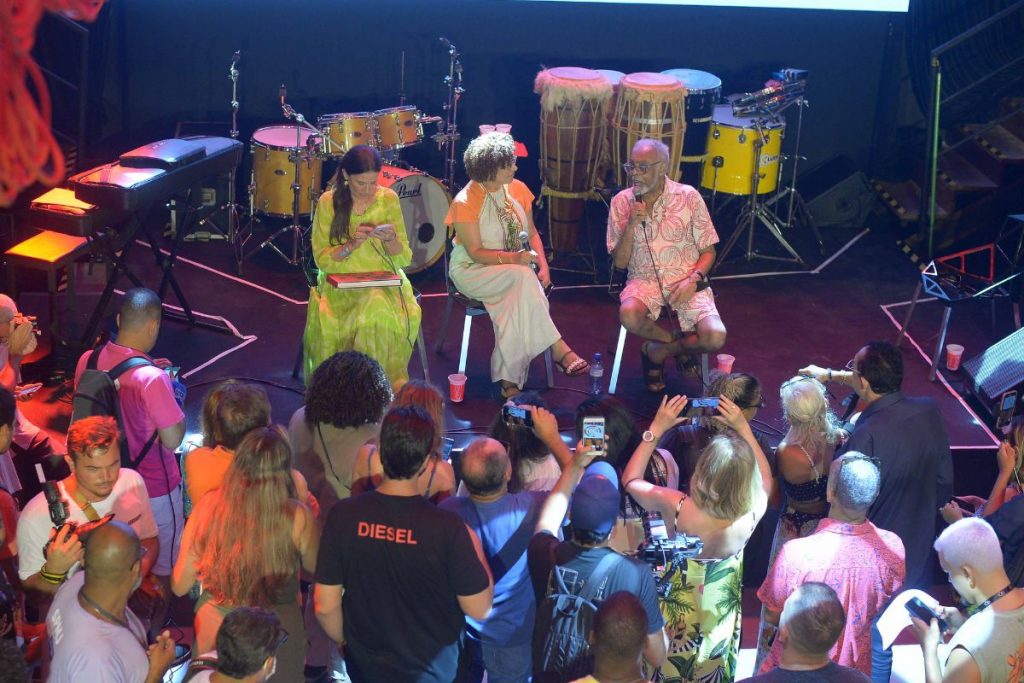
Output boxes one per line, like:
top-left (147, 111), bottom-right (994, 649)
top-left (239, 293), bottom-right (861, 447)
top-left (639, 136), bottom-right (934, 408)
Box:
top-left (445, 132), bottom-right (589, 399)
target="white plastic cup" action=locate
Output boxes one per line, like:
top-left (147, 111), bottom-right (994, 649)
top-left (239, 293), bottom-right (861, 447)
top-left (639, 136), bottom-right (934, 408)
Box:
top-left (495, 123), bottom-right (512, 133)
top-left (716, 353), bottom-right (735, 374)
top-left (478, 124), bottom-right (496, 135)
top-left (448, 373), bottom-right (468, 402)
top-left (946, 344), bottom-right (965, 371)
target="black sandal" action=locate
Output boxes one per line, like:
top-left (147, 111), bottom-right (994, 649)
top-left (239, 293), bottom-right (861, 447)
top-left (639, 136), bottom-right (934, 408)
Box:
top-left (641, 341), bottom-right (666, 393)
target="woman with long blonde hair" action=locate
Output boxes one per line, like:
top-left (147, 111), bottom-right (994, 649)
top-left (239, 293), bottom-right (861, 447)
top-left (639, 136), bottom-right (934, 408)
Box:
top-left (172, 426), bottom-right (318, 679)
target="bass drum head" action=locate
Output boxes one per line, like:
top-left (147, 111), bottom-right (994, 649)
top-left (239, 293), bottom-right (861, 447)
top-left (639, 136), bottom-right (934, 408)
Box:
top-left (378, 166), bottom-right (450, 274)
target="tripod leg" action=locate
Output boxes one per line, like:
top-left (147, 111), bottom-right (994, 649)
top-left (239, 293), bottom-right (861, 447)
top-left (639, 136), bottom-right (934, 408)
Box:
top-left (756, 210), bottom-right (805, 265)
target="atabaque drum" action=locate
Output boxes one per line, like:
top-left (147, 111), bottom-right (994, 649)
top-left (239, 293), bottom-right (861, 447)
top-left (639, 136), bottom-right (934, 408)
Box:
top-left (700, 104), bottom-right (785, 195)
top-left (594, 69), bottom-right (626, 188)
top-left (611, 72), bottom-right (687, 188)
top-left (377, 166), bottom-right (450, 274)
top-left (374, 106), bottom-right (424, 151)
top-left (534, 66), bottom-right (612, 253)
top-left (661, 69), bottom-right (722, 186)
top-left (251, 126), bottom-right (323, 217)
top-left (318, 112), bottom-right (377, 157)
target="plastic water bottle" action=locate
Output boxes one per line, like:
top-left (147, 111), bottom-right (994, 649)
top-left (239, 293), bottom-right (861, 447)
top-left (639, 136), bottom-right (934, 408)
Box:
top-left (589, 353), bottom-right (604, 395)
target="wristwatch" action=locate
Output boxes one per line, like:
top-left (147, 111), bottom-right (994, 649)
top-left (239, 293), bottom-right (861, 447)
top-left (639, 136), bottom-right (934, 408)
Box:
top-left (642, 430), bottom-right (656, 443)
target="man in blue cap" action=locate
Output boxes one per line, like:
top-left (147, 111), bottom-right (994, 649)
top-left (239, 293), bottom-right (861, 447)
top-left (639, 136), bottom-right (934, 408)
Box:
top-left (527, 442), bottom-right (667, 681)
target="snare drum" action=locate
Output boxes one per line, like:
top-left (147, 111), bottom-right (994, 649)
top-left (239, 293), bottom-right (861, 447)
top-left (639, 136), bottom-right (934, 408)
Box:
top-left (378, 166), bottom-right (450, 274)
top-left (701, 104), bottom-right (785, 195)
top-left (374, 106), bottom-right (424, 151)
top-left (661, 69), bottom-right (722, 186)
top-left (318, 112), bottom-right (377, 157)
top-left (611, 72), bottom-right (687, 188)
top-left (251, 126), bottom-right (323, 217)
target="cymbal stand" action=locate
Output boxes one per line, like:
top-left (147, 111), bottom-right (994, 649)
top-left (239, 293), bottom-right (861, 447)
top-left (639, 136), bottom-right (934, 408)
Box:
top-left (434, 37), bottom-right (465, 195)
top-left (193, 50), bottom-right (245, 248)
top-left (716, 115), bottom-right (806, 267)
top-left (762, 96), bottom-right (823, 254)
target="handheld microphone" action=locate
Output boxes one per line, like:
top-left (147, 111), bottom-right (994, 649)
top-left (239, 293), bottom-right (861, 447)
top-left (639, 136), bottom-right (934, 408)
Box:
top-left (633, 188), bottom-right (647, 230)
top-left (279, 84), bottom-right (286, 105)
top-left (232, 50), bottom-right (240, 66)
top-left (518, 231), bottom-right (538, 273)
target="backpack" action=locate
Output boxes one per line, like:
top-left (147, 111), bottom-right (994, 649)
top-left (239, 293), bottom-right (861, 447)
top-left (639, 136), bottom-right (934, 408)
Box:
top-left (71, 343), bottom-right (159, 470)
top-left (531, 551), bottom-right (622, 683)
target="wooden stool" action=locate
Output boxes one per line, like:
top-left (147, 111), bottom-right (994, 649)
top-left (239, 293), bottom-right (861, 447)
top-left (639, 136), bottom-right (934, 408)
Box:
top-left (5, 230), bottom-right (91, 339)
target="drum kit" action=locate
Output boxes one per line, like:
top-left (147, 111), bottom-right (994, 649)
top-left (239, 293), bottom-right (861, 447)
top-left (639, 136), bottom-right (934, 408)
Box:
top-left (217, 50), bottom-right (454, 276)
top-left (533, 64), bottom-right (822, 272)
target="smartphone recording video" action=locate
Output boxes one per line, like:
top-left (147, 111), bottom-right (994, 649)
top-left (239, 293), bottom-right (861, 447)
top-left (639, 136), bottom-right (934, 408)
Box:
top-left (582, 416), bottom-right (606, 453)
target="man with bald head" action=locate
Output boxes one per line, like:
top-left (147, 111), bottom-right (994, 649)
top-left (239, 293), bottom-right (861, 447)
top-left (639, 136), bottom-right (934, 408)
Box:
top-left (47, 520), bottom-right (175, 682)
top-left (607, 138), bottom-right (726, 392)
top-left (441, 410), bottom-right (566, 683)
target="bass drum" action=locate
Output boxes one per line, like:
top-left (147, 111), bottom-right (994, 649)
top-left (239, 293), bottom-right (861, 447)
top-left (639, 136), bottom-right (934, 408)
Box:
top-left (378, 166), bottom-right (450, 274)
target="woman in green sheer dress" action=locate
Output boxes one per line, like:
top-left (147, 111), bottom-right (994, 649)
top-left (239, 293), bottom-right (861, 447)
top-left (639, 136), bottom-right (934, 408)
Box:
top-left (303, 146), bottom-right (421, 389)
top-left (622, 395), bottom-right (773, 682)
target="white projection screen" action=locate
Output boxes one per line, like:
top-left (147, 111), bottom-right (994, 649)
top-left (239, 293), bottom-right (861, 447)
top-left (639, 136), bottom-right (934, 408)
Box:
top-left (512, 0), bottom-right (909, 11)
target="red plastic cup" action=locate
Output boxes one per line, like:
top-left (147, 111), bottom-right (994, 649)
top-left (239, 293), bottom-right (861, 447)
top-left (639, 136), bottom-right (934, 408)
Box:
top-left (716, 353), bottom-right (735, 374)
top-left (946, 344), bottom-right (964, 371)
top-left (448, 373), bottom-right (468, 403)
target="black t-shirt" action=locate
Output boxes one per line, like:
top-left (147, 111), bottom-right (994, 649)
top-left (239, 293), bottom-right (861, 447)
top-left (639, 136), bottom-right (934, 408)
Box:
top-left (749, 662), bottom-right (870, 682)
top-left (526, 531), bottom-right (664, 633)
top-left (315, 491), bottom-right (490, 683)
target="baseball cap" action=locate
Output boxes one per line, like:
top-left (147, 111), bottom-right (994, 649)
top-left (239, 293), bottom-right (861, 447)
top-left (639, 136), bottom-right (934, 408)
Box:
top-left (569, 461), bottom-right (621, 535)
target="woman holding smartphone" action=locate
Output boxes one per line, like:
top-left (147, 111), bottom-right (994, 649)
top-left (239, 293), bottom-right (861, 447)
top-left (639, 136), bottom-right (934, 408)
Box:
top-left (303, 145), bottom-right (421, 389)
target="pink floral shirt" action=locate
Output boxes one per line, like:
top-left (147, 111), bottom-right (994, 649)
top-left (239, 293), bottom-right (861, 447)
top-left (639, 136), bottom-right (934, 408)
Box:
top-left (757, 518), bottom-right (906, 676)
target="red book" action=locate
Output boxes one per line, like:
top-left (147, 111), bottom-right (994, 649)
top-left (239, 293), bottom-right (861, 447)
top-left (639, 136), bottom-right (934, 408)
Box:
top-left (326, 271), bottom-right (401, 289)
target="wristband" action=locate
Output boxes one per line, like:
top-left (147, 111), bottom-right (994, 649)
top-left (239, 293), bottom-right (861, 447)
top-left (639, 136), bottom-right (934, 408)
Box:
top-left (827, 369), bottom-right (833, 382)
top-left (39, 567), bottom-right (68, 585)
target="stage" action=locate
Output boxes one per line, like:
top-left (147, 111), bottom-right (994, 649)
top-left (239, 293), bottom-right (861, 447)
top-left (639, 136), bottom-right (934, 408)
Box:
top-left (16, 207), bottom-right (1002, 469)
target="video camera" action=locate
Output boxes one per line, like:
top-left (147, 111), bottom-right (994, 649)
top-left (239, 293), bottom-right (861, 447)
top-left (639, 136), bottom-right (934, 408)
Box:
top-left (41, 481), bottom-right (114, 557)
top-left (637, 510), bottom-right (704, 596)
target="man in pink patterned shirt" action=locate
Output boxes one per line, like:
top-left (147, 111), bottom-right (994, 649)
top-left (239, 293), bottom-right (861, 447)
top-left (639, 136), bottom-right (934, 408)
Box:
top-left (757, 452), bottom-right (905, 676)
top-left (607, 139), bottom-right (726, 393)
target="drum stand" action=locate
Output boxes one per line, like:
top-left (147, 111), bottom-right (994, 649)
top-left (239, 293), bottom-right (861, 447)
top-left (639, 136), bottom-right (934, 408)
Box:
top-left (238, 102), bottom-right (320, 273)
top-left (717, 118), bottom-right (806, 267)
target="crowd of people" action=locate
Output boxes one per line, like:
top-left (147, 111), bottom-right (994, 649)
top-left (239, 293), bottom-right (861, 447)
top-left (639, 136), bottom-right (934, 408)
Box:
top-left (0, 132), bottom-right (1020, 683)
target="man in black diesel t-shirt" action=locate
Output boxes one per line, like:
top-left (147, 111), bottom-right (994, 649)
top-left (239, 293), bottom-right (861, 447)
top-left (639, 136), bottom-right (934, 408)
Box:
top-left (314, 405), bottom-right (493, 683)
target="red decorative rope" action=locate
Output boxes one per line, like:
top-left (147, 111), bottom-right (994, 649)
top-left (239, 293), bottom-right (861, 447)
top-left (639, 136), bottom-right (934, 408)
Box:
top-left (0, 0), bottom-right (106, 207)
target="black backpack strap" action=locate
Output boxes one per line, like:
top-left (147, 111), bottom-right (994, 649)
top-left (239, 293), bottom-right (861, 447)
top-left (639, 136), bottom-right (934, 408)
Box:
top-left (105, 353), bottom-right (159, 469)
top-left (579, 551), bottom-right (622, 602)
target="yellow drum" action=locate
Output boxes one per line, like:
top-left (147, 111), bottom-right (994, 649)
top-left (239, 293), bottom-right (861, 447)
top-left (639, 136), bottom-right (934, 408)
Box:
top-left (700, 104), bottom-right (785, 195)
top-left (251, 126), bottom-right (323, 217)
top-left (534, 66), bottom-right (612, 253)
top-left (374, 106), bottom-right (424, 151)
top-left (611, 72), bottom-right (687, 187)
top-left (318, 112), bottom-right (377, 157)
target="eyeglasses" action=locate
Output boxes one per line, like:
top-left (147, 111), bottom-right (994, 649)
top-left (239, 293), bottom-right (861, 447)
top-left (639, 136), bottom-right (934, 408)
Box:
top-left (834, 452), bottom-right (880, 478)
top-left (622, 160), bottom-right (664, 174)
top-left (844, 359), bottom-right (859, 375)
top-left (737, 398), bottom-right (766, 409)
top-left (270, 627), bottom-right (289, 651)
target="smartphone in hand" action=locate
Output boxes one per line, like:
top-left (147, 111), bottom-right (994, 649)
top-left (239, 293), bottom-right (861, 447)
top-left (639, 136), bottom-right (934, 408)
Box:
top-left (582, 416), bottom-right (606, 453)
top-left (502, 405), bottom-right (534, 428)
top-left (906, 597), bottom-right (948, 633)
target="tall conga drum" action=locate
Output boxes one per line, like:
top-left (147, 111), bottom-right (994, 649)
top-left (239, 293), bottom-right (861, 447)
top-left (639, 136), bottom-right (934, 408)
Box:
top-left (535, 67), bottom-right (612, 253)
top-left (661, 69), bottom-right (722, 186)
top-left (595, 70), bottom-right (625, 189)
top-left (611, 72), bottom-right (687, 189)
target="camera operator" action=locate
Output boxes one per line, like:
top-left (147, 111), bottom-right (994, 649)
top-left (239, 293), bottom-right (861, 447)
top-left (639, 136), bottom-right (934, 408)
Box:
top-left (621, 394), bottom-right (772, 682)
top-left (16, 417), bottom-right (158, 600)
top-left (0, 293), bottom-right (68, 507)
top-left (910, 518), bottom-right (1024, 682)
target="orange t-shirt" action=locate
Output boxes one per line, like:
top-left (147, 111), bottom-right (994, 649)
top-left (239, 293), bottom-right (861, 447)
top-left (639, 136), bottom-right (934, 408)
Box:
top-left (184, 445), bottom-right (234, 507)
top-left (445, 179), bottom-right (535, 228)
